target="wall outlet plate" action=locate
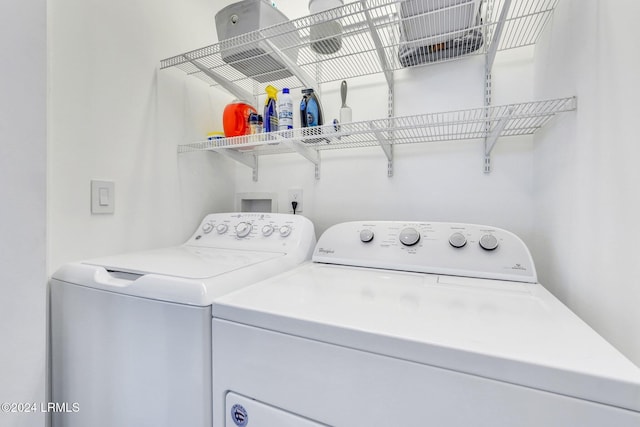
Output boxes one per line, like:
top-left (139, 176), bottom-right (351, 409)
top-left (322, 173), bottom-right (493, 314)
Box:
top-left (91, 180), bottom-right (115, 214)
top-left (288, 188), bottom-right (303, 214)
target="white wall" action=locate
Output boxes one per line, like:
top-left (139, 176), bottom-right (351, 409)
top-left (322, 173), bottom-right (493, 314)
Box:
top-left (48, 0), bottom-right (236, 272)
top-left (0, 1), bottom-right (47, 426)
top-left (533, 0), bottom-right (640, 365)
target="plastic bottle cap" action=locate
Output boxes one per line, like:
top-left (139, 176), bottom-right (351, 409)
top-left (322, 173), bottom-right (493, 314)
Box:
top-left (265, 85), bottom-right (278, 104)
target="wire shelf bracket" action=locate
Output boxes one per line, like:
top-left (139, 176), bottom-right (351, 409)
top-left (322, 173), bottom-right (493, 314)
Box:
top-left (484, 0), bottom-right (512, 174)
top-left (486, 0), bottom-right (513, 73)
top-left (483, 107), bottom-right (513, 174)
top-left (218, 148), bottom-right (259, 182)
top-left (183, 55), bottom-right (253, 102)
top-left (369, 122), bottom-right (394, 177)
top-left (360, 0), bottom-right (394, 89)
top-left (281, 138), bottom-right (321, 180)
top-left (259, 35), bottom-right (318, 92)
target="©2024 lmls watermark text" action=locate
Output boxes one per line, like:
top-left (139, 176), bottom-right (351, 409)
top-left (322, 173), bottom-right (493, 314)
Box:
top-left (1, 402), bottom-right (79, 414)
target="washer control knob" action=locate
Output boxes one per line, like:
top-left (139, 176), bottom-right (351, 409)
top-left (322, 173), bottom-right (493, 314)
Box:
top-left (202, 222), bottom-right (214, 234)
top-left (235, 222), bottom-right (252, 238)
top-left (216, 223), bottom-right (228, 234)
top-left (449, 232), bottom-right (467, 248)
top-left (399, 227), bottom-right (420, 246)
top-left (360, 229), bottom-right (374, 243)
top-left (262, 225), bottom-right (274, 236)
top-left (479, 234), bottom-right (499, 251)
top-left (279, 225), bottom-right (292, 237)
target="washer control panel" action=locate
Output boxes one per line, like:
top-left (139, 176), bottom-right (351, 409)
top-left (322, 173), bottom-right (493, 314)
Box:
top-left (187, 213), bottom-right (316, 253)
top-left (314, 221), bottom-right (536, 283)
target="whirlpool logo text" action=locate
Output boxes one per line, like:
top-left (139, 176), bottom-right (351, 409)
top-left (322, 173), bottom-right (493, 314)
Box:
top-left (317, 248), bottom-right (335, 254)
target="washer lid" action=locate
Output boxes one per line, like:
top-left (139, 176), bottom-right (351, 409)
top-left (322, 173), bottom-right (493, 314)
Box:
top-left (52, 246), bottom-right (288, 306)
top-left (83, 246), bottom-right (282, 279)
top-left (213, 263), bottom-right (640, 412)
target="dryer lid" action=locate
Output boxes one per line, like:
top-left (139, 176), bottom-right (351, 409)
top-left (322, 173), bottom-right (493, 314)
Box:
top-left (83, 245), bottom-right (283, 279)
top-left (213, 263), bottom-right (640, 413)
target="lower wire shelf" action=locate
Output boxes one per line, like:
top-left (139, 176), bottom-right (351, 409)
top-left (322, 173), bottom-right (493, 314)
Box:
top-left (178, 97), bottom-right (576, 180)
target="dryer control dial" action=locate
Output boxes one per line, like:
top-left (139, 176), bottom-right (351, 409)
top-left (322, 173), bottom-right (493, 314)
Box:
top-left (262, 225), bottom-right (274, 236)
top-left (399, 227), bottom-right (420, 246)
top-left (279, 225), bottom-right (292, 237)
top-left (479, 234), bottom-right (499, 251)
top-left (216, 224), bottom-right (229, 234)
top-left (360, 229), bottom-right (374, 243)
top-left (312, 221), bottom-right (536, 283)
top-left (235, 222), bottom-right (252, 238)
top-left (202, 222), bottom-right (214, 234)
top-left (449, 232), bottom-right (467, 248)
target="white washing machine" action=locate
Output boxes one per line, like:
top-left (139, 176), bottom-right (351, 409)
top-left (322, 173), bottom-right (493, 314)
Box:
top-left (212, 221), bottom-right (640, 427)
top-left (50, 212), bottom-right (316, 427)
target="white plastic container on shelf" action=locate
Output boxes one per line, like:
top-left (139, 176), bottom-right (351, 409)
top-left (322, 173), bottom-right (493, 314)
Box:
top-left (215, 0), bottom-right (299, 82)
top-left (400, 0), bottom-right (481, 45)
top-left (308, 0), bottom-right (344, 54)
top-left (398, 0), bottom-right (483, 66)
top-left (278, 88), bottom-right (294, 131)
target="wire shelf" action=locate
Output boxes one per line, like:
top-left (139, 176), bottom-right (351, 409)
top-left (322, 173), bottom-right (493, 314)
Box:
top-left (178, 97), bottom-right (576, 154)
top-left (161, 0), bottom-right (558, 96)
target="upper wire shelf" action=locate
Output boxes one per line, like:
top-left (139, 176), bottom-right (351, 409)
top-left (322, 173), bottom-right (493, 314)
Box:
top-left (161, 0), bottom-right (559, 97)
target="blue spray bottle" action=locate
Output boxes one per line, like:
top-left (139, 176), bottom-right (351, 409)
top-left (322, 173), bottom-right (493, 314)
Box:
top-left (263, 85), bottom-right (278, 133)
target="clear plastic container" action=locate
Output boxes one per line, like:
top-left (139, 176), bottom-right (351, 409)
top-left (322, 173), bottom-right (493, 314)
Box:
top-left (278, 88), bottom-right (294, 131)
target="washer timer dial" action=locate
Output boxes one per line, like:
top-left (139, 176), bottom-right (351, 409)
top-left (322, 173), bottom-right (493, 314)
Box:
top-left (399, 227), bottom-right (420, 246)
top-left (262, 225), bottom-right (274, 236)
top-left (360, 229), bottom-right (374, 243)
top-left (279, 225), bottom-right (292, 237)
top-left (449, 232), bottom-right (467, 248)
top-left (479, 234), bottom-right (499, 251)
top-left (235, 222), bottom-right (252, 238)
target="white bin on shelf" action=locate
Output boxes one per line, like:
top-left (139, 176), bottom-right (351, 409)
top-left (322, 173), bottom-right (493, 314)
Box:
top-left (398, 0), bottom-right (483, 66)
top-left (308, 0), bottom-right (344, 55)
top-left (215, 0), bottom-right (299, 82)
top-left (400, 0), bottom-right (481, 44)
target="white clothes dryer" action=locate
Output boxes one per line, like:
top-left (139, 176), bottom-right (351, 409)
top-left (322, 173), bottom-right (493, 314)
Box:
top-left (212, 221), bottom-right (640, 427)
top-left (50, 212), bottom-right (315, 427)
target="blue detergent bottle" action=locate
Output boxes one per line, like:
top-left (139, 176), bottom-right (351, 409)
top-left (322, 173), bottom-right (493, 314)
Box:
top-left (300, 88), bottom-right (324, 128)
top-left (263, 85), bottom-right (279, 132)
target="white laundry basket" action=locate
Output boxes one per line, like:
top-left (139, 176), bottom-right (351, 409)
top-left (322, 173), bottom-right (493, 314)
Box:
top-left (398, 0), bottom-right (484, 66)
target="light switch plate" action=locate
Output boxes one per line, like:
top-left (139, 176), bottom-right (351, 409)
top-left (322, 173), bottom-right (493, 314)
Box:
top-left (91, 180), bottom-right (115, 214)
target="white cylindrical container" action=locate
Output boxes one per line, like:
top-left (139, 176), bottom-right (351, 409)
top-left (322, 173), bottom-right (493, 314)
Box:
top-left (309, 0), bottom-right (343, 12)
top-left (278, 88), bottom-right (294, 131)
top-left (309, 0), bottom-right (344, 54)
